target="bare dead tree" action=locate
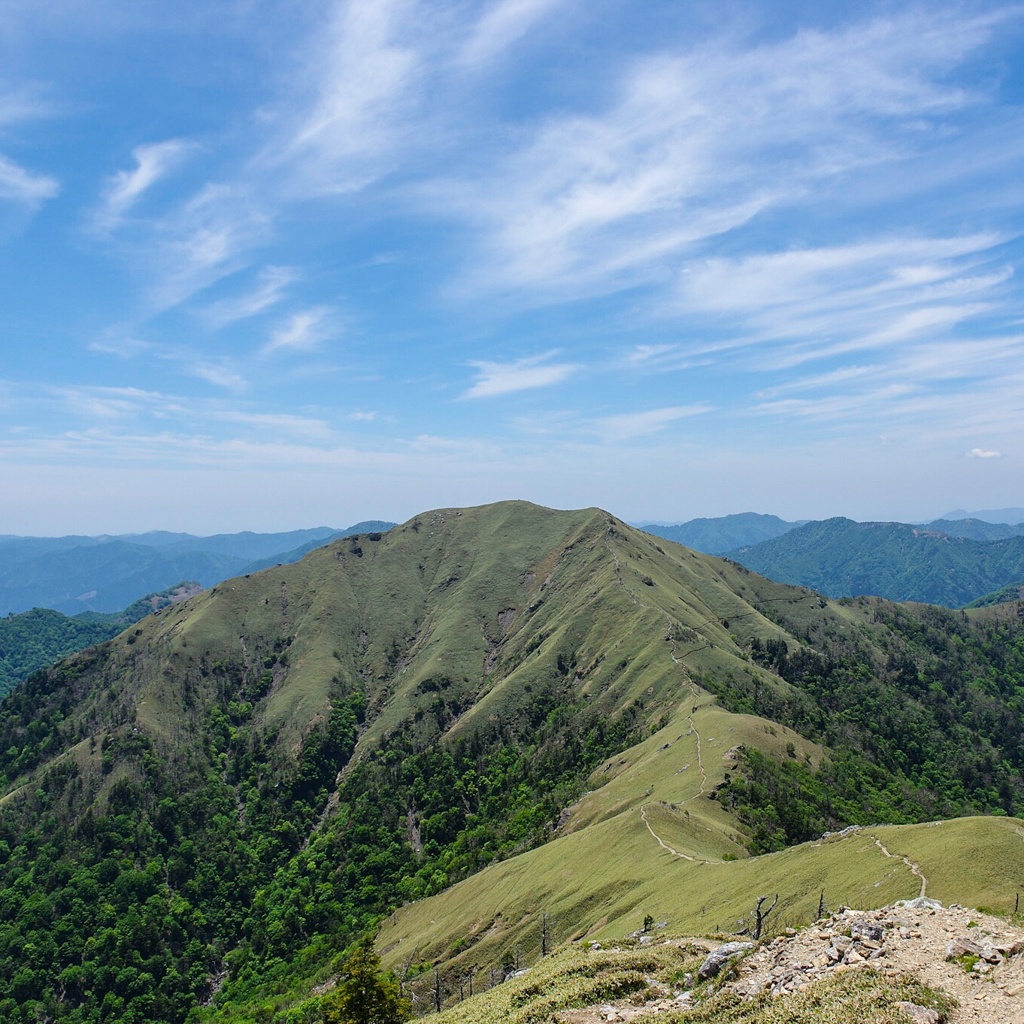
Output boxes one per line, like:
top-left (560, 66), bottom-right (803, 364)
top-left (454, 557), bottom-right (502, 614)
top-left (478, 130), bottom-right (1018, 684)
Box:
top-left (752, 894), bottom-right (779, 940)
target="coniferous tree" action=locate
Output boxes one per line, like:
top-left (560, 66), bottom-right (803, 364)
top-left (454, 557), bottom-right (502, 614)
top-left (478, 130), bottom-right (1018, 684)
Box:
top-left (321, 937), bottom-right (411, 1024)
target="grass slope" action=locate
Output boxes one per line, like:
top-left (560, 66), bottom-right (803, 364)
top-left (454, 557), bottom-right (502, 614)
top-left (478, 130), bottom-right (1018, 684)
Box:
top-left (3, 501), bottom-right (1024, 1024)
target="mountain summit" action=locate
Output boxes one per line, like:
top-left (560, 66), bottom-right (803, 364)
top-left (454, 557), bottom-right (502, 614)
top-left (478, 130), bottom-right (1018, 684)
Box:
top-left (1, 500), bottom-right (1023, 1022)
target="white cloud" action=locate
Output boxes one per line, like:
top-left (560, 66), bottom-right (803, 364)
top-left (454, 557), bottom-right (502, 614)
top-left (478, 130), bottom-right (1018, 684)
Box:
top-left (52, 385), bottom-right (174, 421)
top-left (95, 139), bottom-right (193, 231)
top-left (462, 351), bottom-right (577, 398)
top-left (147, 183), bottom-right (273, 310)
top-left (88, 336), bottom-right (153, 358)
top-left (212, 411), bottom-right (333, 440)
top-left (434, 8), bottom-right (1009, 302)
top-left (457, 0), bottom-right (565, 67)
top-left (268, 0), bottom-right (421, 196)
top-left (0, 152), bottom-right (58, 204)
top-left (674, 233), bottom-right (1010, 373)
top-left (968, 447), bottom-right (1002, 458)
top-left (261, 306), bottom-right (336, 356)
top-left (594, 404), bottom-right (711, 442)
top-left (189, 359), bottom-right (247, 391)
top-left (202, 265), bottom-right (298, 327)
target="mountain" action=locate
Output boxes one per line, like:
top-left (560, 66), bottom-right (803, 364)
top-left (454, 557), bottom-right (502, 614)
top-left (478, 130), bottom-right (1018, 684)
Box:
top-left (0, 521), bottom-right (394, 615)
top-left (1, 501), bottom-right (1023, 1022)
top-left (640, 512), bottom-right (801, 554)
top-left (939, 506), bottom-right (1024, 525)
top-left (0, 582), bottom-right (204, 698)
top-left (728, 517), bottom-right (1024, 606)
top-left (964, 580), bottom-right (1024, 608)
top-left (924, 517), bottom-right (1024, 541)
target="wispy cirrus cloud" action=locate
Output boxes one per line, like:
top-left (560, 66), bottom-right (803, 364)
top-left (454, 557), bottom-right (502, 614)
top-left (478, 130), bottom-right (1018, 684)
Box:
top-left (202, 265), bottom-right (298, 327)
top-left (93, 139), bottom-right (194, 232)
top-left (146, 183), bottom-right (273, 311)
top-left (436, 7), bottom-right (1012, 302)
top-left (968, 447), bottom-right (1002, 459)
top-left (462, 351), bottom-right (577, 398)
top-left (594, 404), bottom-right (711, 442)
top-left (0, 84), bottom-right (58, 207)
top-left (676, 232), bottom-right (1011, 370)
top-left (0, 151), bottom-right (57, 204)
top-left (265, 0), bottom-right (422, 197)
top-left (188, 358), bottom-right (246, 392)
top-left (261, 306), bottom-right (337, 356)
top-left (457, 0), bottom-right (566, 67)
top-left (212, 410), bottom-right (334, 441)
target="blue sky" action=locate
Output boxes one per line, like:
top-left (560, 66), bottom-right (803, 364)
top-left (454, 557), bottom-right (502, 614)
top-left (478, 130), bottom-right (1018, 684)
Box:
top-left (2, 0), bottom-right (1024, 534)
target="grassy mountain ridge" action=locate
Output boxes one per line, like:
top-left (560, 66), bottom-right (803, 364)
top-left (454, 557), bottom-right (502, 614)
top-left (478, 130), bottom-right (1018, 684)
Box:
top-left (1, 501), bottom-right (1023, 1022)
top-left (730, 517), bottom-right (1024, 606)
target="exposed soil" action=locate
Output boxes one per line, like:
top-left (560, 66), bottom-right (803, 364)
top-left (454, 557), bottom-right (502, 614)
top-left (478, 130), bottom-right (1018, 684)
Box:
top-left (553, 900), bottom-right (1024, 1024)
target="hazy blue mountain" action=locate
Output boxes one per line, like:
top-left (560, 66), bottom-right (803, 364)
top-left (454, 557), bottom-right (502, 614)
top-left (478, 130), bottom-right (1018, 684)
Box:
top-left (0, 522), bottom-right (395, 615)
top-left (641, 512), bottom-right (801, 554)
top-left (925, 518), bottom-right (1024, 541)
top-left (730, 517), bottom-right (1024, 606)
top-left (940, 507), bottom-right (1024, 525)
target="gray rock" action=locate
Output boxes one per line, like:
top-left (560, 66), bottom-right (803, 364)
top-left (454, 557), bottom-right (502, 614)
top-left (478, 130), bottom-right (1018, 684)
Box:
top-left (895, 1002), bottom-right (940, 1024)
top-left (698, 941), bottom-right (753, 980)
top-left (897, 897), bottom-right (943, 911)
top-left (850, 920), bottom-right (883, 943)
top-left (945, 937), bottom-right (985, 960)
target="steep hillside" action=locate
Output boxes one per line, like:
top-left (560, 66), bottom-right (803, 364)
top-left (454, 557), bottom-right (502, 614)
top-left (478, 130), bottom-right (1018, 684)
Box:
top-left (730, 517), bottom-right (1024, 606)
top-left (1, 502), bottom-right (1023, 1023)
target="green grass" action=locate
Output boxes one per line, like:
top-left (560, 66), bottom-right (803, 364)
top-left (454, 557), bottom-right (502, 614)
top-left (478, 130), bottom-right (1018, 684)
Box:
top-left (421, 938), bottom-right (954, 1024)
top-left (422, 939), bottom-right (705, 1024)
top-left (663, 969), bottom-right (955, 1024)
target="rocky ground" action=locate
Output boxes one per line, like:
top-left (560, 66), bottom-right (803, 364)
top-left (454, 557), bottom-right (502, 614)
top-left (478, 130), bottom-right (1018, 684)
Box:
top-left (555, 898), bottom-right (1024, 1024)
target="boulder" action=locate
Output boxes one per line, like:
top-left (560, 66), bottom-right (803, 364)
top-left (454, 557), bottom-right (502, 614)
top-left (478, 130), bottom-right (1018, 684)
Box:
top-left (698, 941), bottom-right (753, 980)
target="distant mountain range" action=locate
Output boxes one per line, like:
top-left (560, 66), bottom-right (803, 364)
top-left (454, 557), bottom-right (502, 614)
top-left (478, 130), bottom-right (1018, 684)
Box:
top-left (940, 506), bottom-right (1024, 525)
top-left (638, 512), bottom-right (803, 554)
top-left (0, 522), bottom-right (395, 616)
top-left (640, 513), bottom-right (1024, 607)
top-left (726, 518), bottom-right (1024, 607)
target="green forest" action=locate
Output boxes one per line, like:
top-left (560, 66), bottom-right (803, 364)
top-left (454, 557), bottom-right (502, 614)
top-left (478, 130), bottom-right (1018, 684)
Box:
top-left (1, 507), bottom-right (1023, 1023)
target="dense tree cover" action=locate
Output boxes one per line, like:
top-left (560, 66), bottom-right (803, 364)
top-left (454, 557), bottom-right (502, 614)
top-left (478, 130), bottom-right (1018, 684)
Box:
top-left (0, 582), bottom-right (207, 698)
top-left (0, 609), bottom-right (122, 697)
top-left (0, 650), bottom-right (645, 1023)
top-left (731, 518), bottom-right (1024, 606)
top-left (704, 600), bottom-right (1024, 852)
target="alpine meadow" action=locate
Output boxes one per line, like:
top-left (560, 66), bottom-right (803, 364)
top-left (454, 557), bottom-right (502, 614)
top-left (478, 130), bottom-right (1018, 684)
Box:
top-left (2, 502), bottom-right (1023, 1022)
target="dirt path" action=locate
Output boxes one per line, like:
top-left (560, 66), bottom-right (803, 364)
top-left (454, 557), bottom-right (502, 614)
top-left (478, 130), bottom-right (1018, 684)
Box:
top-left (639, 804), bottom-right (698, 862)
top-left (639, 652), bottom-right (712, 862)
top-left (869, 833), bottom-right (929, 898)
